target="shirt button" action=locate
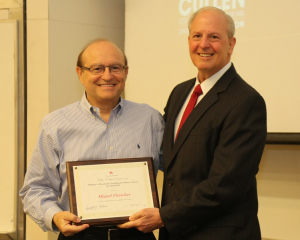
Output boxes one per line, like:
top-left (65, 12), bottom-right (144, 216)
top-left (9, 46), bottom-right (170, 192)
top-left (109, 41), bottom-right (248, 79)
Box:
top-left (168, 180), bottom-right (173, 187)
top-left (110, 147), bottom-right (113, 150)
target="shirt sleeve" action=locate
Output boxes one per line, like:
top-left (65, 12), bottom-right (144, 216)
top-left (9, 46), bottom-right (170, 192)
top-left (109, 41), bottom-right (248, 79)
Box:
top-left (152, 110), bottom-right (165, 174)
top-left (19, 118), bottom-right (63, 232)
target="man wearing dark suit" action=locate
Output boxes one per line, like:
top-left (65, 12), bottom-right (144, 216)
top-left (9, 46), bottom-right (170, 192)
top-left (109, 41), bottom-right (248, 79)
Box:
top-left (119, 6), bottom-right (267, 240)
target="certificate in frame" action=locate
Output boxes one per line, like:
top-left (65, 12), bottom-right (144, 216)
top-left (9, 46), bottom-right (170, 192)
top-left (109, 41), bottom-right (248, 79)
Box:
top-left (66, 157), bottom-right (159, 226)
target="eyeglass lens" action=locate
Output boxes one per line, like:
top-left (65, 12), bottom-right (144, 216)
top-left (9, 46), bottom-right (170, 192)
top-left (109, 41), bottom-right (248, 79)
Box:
top-left (90, 64), bottom-right (124, 74)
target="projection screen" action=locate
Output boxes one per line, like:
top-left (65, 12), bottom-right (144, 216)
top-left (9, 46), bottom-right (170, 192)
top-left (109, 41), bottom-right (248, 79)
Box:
top-left (125, 0), bottom-right (300, 144)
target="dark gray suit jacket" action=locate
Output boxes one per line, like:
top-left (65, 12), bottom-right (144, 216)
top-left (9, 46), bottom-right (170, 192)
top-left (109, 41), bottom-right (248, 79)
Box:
top-left (159, 65), bottom-right (267, 240)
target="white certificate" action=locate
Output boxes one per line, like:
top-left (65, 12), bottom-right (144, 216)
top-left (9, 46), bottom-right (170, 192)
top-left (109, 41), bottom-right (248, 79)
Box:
top-left (66, 158), bottom-right (159, 225)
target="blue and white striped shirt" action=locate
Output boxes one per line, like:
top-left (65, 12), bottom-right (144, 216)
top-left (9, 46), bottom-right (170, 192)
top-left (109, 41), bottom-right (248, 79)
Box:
top-left (19, 94), bottom-right (164, 232)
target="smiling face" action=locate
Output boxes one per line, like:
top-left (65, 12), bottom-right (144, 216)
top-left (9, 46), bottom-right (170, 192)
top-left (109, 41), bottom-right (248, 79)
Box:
top-left (188, 9), bottom-right (236, 82)
top-left (76, 41), bottom-right (128, 109)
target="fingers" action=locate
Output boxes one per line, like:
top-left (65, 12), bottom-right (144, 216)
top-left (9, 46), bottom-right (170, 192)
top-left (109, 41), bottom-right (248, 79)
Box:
top-left (117, 210), bottom-right (143, 229)
top-left (53, 211), bottom-right (89, 236)
top-left (118, 220), bottom-right (139, 229)
top-left (64, 222), bottom-right (89, 236)
top-left (118, 208), bottom-right (163, 233)
top-left (129, 211), bottom-right (143, 221)
top-left (62, 211), bottom-right (82, 223)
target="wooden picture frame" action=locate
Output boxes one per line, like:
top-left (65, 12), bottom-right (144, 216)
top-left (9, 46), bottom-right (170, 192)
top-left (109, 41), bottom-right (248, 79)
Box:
top-left (66, 157), bottom-right (159, 226)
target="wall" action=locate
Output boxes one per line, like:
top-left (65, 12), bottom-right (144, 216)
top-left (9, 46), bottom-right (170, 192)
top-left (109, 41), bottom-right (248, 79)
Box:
top-left (0, 1), bottom-right (25, 239)
top-left (26, 1), bottom-right (125, 240)
top-left (257, 144), bottom-right (300, 240)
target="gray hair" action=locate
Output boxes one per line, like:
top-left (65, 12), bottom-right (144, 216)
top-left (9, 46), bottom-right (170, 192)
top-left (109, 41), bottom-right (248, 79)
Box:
top-left (188, 6), bottom-right (235, 39)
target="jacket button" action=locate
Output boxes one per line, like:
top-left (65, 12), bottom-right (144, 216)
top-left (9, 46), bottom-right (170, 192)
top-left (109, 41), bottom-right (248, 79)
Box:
top-left (168, 180), bottom-right (173, 186)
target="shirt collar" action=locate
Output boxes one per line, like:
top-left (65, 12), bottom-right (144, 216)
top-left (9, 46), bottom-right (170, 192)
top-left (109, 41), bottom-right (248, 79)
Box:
top-left (80, 92), bottom-right (124, 115)
top-left (196, 61), bottom-right (232, 93)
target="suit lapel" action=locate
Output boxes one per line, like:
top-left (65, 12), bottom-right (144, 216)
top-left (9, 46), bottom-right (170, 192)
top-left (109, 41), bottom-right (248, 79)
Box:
top-left (165, 65), bottom-right (237, 170)
top-left (163, 79), bottom-right (195, 157)
top-left (168, 80), bottom-right (195, 137)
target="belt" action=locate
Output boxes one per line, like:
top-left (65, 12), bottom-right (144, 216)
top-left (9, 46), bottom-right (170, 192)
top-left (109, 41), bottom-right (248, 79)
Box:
top-left (82, 226), bottom-right (144, 240)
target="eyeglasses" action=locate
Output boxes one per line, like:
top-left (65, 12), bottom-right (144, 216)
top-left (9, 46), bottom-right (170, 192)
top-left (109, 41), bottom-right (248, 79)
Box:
top-left (80, 64), bottom-right (127, 75)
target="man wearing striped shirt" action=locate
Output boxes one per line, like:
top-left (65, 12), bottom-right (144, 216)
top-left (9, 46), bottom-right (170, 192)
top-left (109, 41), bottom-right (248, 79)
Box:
top-left (20, 39), bottom-right (164, 240)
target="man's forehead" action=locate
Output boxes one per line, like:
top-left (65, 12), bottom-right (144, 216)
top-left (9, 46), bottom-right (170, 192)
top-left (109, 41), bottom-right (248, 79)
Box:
top-left (82, 42), bottom-right (124, 64)
top-left (191, 11), bottom-right (227, 32)
top-left (194, 10), bottom-right (226, 23)
top-left (85, 42), bottom-right (117, 54)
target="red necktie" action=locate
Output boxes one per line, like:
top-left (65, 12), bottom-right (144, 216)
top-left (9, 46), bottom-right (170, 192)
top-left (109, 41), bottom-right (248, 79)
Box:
top-left (176, 84), bottom-right (202, 139)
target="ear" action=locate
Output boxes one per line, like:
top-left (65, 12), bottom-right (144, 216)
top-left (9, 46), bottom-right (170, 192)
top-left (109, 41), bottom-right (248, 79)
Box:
top-left (124, 66), bottom-right (129, 81)
top-left (76, 66), bottom-right (84, 85)
top-left (228, 37), bottom-right (236, 55)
